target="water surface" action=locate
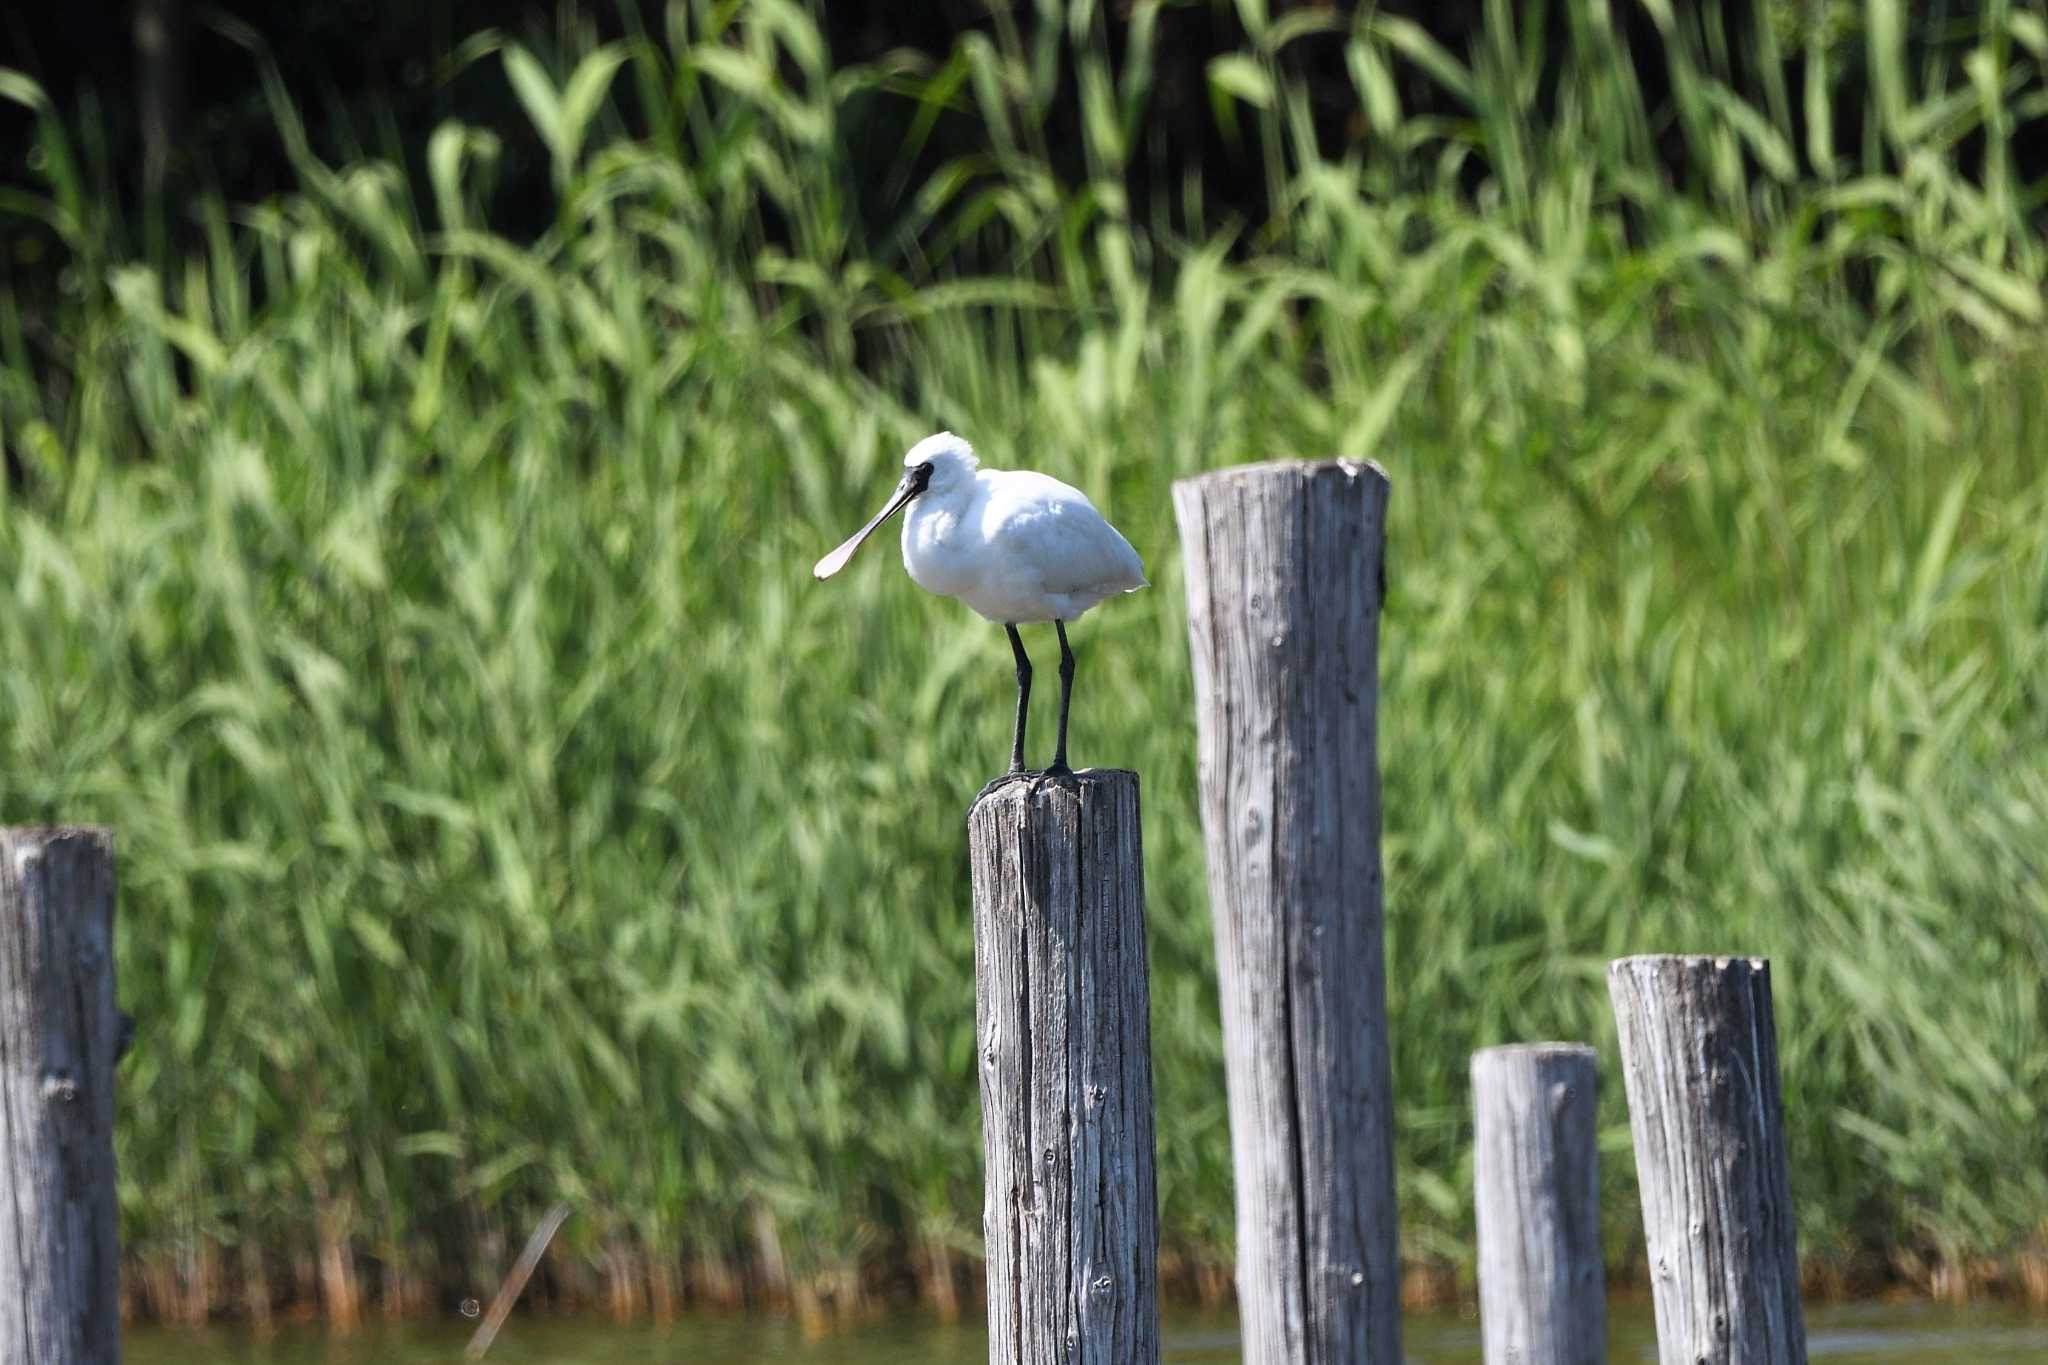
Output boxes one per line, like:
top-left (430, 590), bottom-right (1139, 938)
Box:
top-left (126, 1300), bottom-right (2048, 1363)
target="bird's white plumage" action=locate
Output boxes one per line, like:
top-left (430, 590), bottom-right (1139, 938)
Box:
top-left (811, 431), bottom-right (1144, 773)
top-left (895, 434), bottom-right (1146, 624)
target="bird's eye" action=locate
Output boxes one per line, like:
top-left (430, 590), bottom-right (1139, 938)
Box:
top-left (915, 461), bottom-right (935, 484)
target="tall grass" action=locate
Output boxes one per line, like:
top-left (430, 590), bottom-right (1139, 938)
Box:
top-left (3, 0), bottom-right (2047, 1321)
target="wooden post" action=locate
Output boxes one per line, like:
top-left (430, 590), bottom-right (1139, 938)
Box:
top-left (1, 827), bottom-right (122, 1365)
top-left (1471, 1044), bottom-right (1607, 1365)
top-left (1172, 460), bottom-right (1399, 1365)
top-left (1608, 956), bottom-right (1807, 1365)
top-left (968, 770), bottom-right (1158, 1365)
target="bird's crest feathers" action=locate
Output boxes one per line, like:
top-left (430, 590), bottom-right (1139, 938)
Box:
top-left (905, 431), bottom-right (979, 475)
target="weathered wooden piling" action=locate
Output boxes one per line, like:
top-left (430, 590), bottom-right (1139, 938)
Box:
top-left (1608, 955), bottom-right (1807, 1365)
top-left (967, 770), bottom-right (1159, 1365)
top-left (1471, 1043), bottom-right (1607, 1365)
top-left (1, 826), bottom-right (123, 1365)
top-left (1173, 460), bottom-right (1400, 1365)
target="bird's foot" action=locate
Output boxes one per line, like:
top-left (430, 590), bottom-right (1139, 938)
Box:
top-left (975, 769), bottom-right (1034, 804)
top-left (974, 764), bottom-right (1081, 804)
top-left (1025, 762), bottom-right (1077, 799)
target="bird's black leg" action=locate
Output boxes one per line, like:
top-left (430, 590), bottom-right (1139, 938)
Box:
top-left (1047, 619), bottom-right (1076, 776)
top-left (1006, 623), bottom-right (1032, 774)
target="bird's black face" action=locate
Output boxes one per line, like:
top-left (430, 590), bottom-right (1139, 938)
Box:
top-left (812, 461), bottom-right (935, 580)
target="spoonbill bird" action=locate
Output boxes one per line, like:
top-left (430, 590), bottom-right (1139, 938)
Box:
top-left (813, 432), bottom-right (1148, 777)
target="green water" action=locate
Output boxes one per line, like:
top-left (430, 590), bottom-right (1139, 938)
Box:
top-left (124, 1301), bottom-right (2048, 1363)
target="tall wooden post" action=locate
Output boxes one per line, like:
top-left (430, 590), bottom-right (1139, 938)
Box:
top-left (968, 770), bottom-right (1159, 1365)
top-left (1172, 460), bottom-right (1399, 1365)
top-left (1, 827), bottom-right (122, 1365)
top-left (1608, 955), bottom-right (1807, 1365)
top-left (1471, 1043), bottom-right (1607, 1365)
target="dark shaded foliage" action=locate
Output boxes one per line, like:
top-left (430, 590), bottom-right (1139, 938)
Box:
top-left (19, 1), bottom-right (2025, 260)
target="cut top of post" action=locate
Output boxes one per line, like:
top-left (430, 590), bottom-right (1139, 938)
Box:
top-left (1473, 1041), bottom-right (1597, 1065)
top-left (3, 825), bottom-right (116, 869)
top-left (970, 768), bottom-right (1139, 820)
top-left (1610, 952), bottom-right (1768, 972)
top-left (1172, 457), bottom-right (1392, 494)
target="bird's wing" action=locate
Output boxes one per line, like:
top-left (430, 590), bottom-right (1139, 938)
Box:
top-left (988, 473), bottom-right (1147, 598)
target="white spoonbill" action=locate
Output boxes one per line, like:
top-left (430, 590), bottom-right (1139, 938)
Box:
top-left (813, 432), bottom-right (1147, 776)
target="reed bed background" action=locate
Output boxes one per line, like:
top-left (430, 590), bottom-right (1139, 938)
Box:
top-left (3, 0), bottom-right (2047, 1324)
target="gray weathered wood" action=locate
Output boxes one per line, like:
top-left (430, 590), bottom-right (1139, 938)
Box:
top-left (1, 827), bottom-right (122, 1365)
top-left (1608, 955), bottom-right (1807, 1365)
top-left (968, 769), bottom-right (1159, 1365)
top-left (1471, 1043), bottom-right (1607, 1365)
top-left (467, 1200), bottom-right (571, 1359)
top-left (1171, 460), bottom-right (1399, 1365)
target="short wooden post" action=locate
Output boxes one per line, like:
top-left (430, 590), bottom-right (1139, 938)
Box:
top-left (1, 827), bottom-right (122, 1365)
top-left (1172, 460), bottom-right (1399, 1365)
top-left (1608, 955), bottom-right (1807, 1365)
top-left (1471, 1044), bottom-right (1607, 1365)
top-left (968, 770), bottom-right (1159, 1365)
